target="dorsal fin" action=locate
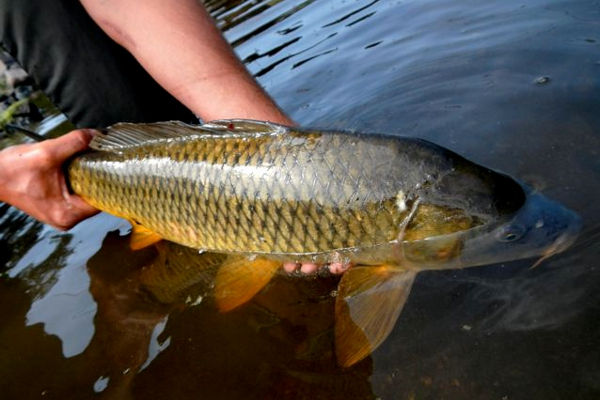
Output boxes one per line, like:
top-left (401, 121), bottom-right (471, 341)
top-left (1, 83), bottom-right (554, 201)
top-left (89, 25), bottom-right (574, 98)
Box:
top-left (90, 121), bottom-right (215, 151)
top-left (202, 119), bottom-right (289, 135)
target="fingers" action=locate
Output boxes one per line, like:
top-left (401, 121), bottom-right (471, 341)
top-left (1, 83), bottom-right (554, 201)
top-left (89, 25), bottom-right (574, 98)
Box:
top-left (48, 206), bottom-right (100, 231)
top-left (300, 263), bottom-right (318, 274)
top-left (328, 262), bottom-right (351, 274)
top-left (66, 193), bottom-right (101, 218)
top-left (282, 261), bottom-right (353, 275)
top-left (283, 262), bottom-right (318, 274)
top-left (42, 129), bottom-right (98, 162)
top-left (283, 262), bottom-right (298, 273)
top-left (52, 130), bottom-right (101, 229)
top-left (0, 129), bottom-right (102, 231)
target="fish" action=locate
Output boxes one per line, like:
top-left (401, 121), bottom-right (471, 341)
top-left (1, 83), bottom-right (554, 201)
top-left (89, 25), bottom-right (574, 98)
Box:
top-left (67, 119), bottom-right (582, 366)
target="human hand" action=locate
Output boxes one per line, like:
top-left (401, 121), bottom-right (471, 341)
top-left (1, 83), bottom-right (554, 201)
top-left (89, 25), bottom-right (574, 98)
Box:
top-left (0, 129), bottom-right (100, 230)
top-left (283, 261), bottom-right (352, 275)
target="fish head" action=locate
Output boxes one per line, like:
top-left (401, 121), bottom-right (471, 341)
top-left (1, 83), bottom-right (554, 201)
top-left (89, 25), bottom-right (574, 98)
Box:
top-left (396, 146), bottom-right (580, 268)
top-left (400, 186), bottom-right (581, 269)
top-left (398, 153), bottom-right (526, 267)
top-left (457, 188), bottom-right (582, 268)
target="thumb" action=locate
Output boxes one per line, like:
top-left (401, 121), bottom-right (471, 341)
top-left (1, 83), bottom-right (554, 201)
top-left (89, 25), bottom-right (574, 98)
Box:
top-left (44, 129), bottom-right (99, 162)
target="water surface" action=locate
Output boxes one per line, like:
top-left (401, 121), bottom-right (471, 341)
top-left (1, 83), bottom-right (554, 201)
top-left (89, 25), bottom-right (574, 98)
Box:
top-left (1, 0), bottom-right (599, 399)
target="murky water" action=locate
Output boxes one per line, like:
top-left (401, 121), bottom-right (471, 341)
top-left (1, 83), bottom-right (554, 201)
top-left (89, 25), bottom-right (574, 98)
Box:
top-left (1, 0), bottom-right (599, 399)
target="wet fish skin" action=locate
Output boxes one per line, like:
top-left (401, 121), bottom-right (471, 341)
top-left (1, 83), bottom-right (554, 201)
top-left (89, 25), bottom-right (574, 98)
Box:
top-left (67, 119), bottom-right (582, 367)
top-left (68, 119), bottom-right (524, 265)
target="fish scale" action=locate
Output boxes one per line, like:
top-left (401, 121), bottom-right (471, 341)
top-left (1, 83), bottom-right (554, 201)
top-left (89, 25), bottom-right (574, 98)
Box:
top-left (67, 119), bottom-right (534, 263)
top-left (68, 124), bottom-right (411, 258)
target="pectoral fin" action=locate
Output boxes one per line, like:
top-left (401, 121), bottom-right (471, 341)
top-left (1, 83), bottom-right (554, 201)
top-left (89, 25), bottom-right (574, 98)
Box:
top-left (214, 257), bottom-right (280, 312)
top-left (335, 266), bottom-right (416, 367)
top-left (129, 219), bottom-right (164, 250)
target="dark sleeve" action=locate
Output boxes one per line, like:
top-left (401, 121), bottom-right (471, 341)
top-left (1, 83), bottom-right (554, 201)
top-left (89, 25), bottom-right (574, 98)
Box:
top-left (0, 0), bottom-right (197, 128)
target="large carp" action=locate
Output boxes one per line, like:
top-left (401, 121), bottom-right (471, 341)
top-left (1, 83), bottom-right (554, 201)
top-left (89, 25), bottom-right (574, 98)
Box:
top-left (68, 119), bottom-right (581, 366)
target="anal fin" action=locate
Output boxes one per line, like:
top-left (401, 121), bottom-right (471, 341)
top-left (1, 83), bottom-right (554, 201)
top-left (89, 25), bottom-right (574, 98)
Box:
top-left (335, 265), bottom-right (416, 367)
top-left (214, 257), bottom-right (280, 312)
top-left (129, 219), bottom-right (164, 250)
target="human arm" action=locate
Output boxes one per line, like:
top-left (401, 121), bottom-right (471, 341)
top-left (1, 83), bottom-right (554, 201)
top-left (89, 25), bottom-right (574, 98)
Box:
top-left (1, 0), bottom-right (290, 230)
top-left (0, 130), bottom-right (100, 230)
top-left (78, 0), bottom-right (293, 125)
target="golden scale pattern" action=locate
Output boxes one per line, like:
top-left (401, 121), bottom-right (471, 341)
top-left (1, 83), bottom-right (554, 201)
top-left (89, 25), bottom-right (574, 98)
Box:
top-left (69, 131), bottom-right (408, 255)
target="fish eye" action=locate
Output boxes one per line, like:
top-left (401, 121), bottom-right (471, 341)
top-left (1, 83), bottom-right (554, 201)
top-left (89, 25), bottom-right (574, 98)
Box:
top-left (497, 225), bottom-right (525, 242)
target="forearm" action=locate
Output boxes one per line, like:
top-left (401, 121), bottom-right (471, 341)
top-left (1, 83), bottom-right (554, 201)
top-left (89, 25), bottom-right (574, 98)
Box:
top-left (79, 0), bottom-right (292, 124)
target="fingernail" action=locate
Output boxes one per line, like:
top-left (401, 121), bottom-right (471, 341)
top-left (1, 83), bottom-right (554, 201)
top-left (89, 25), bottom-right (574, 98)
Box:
top-left (81, 129), bottom-right (101, 139)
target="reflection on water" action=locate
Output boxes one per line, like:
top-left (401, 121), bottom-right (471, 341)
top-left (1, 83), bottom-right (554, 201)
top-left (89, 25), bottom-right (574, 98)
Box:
top-left (2, 232), bottom-right (377, 399)
top-left (1, 0), bottom-right (599, 398)
top-left (0, 204), bottom-right (43, 267)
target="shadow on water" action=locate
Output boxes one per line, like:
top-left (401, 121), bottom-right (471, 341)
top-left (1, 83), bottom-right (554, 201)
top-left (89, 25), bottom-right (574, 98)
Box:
top-left (1, 0), bottom-right (600, 399)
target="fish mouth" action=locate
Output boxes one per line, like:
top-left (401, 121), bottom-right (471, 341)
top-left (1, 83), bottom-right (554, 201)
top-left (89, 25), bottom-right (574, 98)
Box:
top-left (530, 212), bottom-right (582, 269)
